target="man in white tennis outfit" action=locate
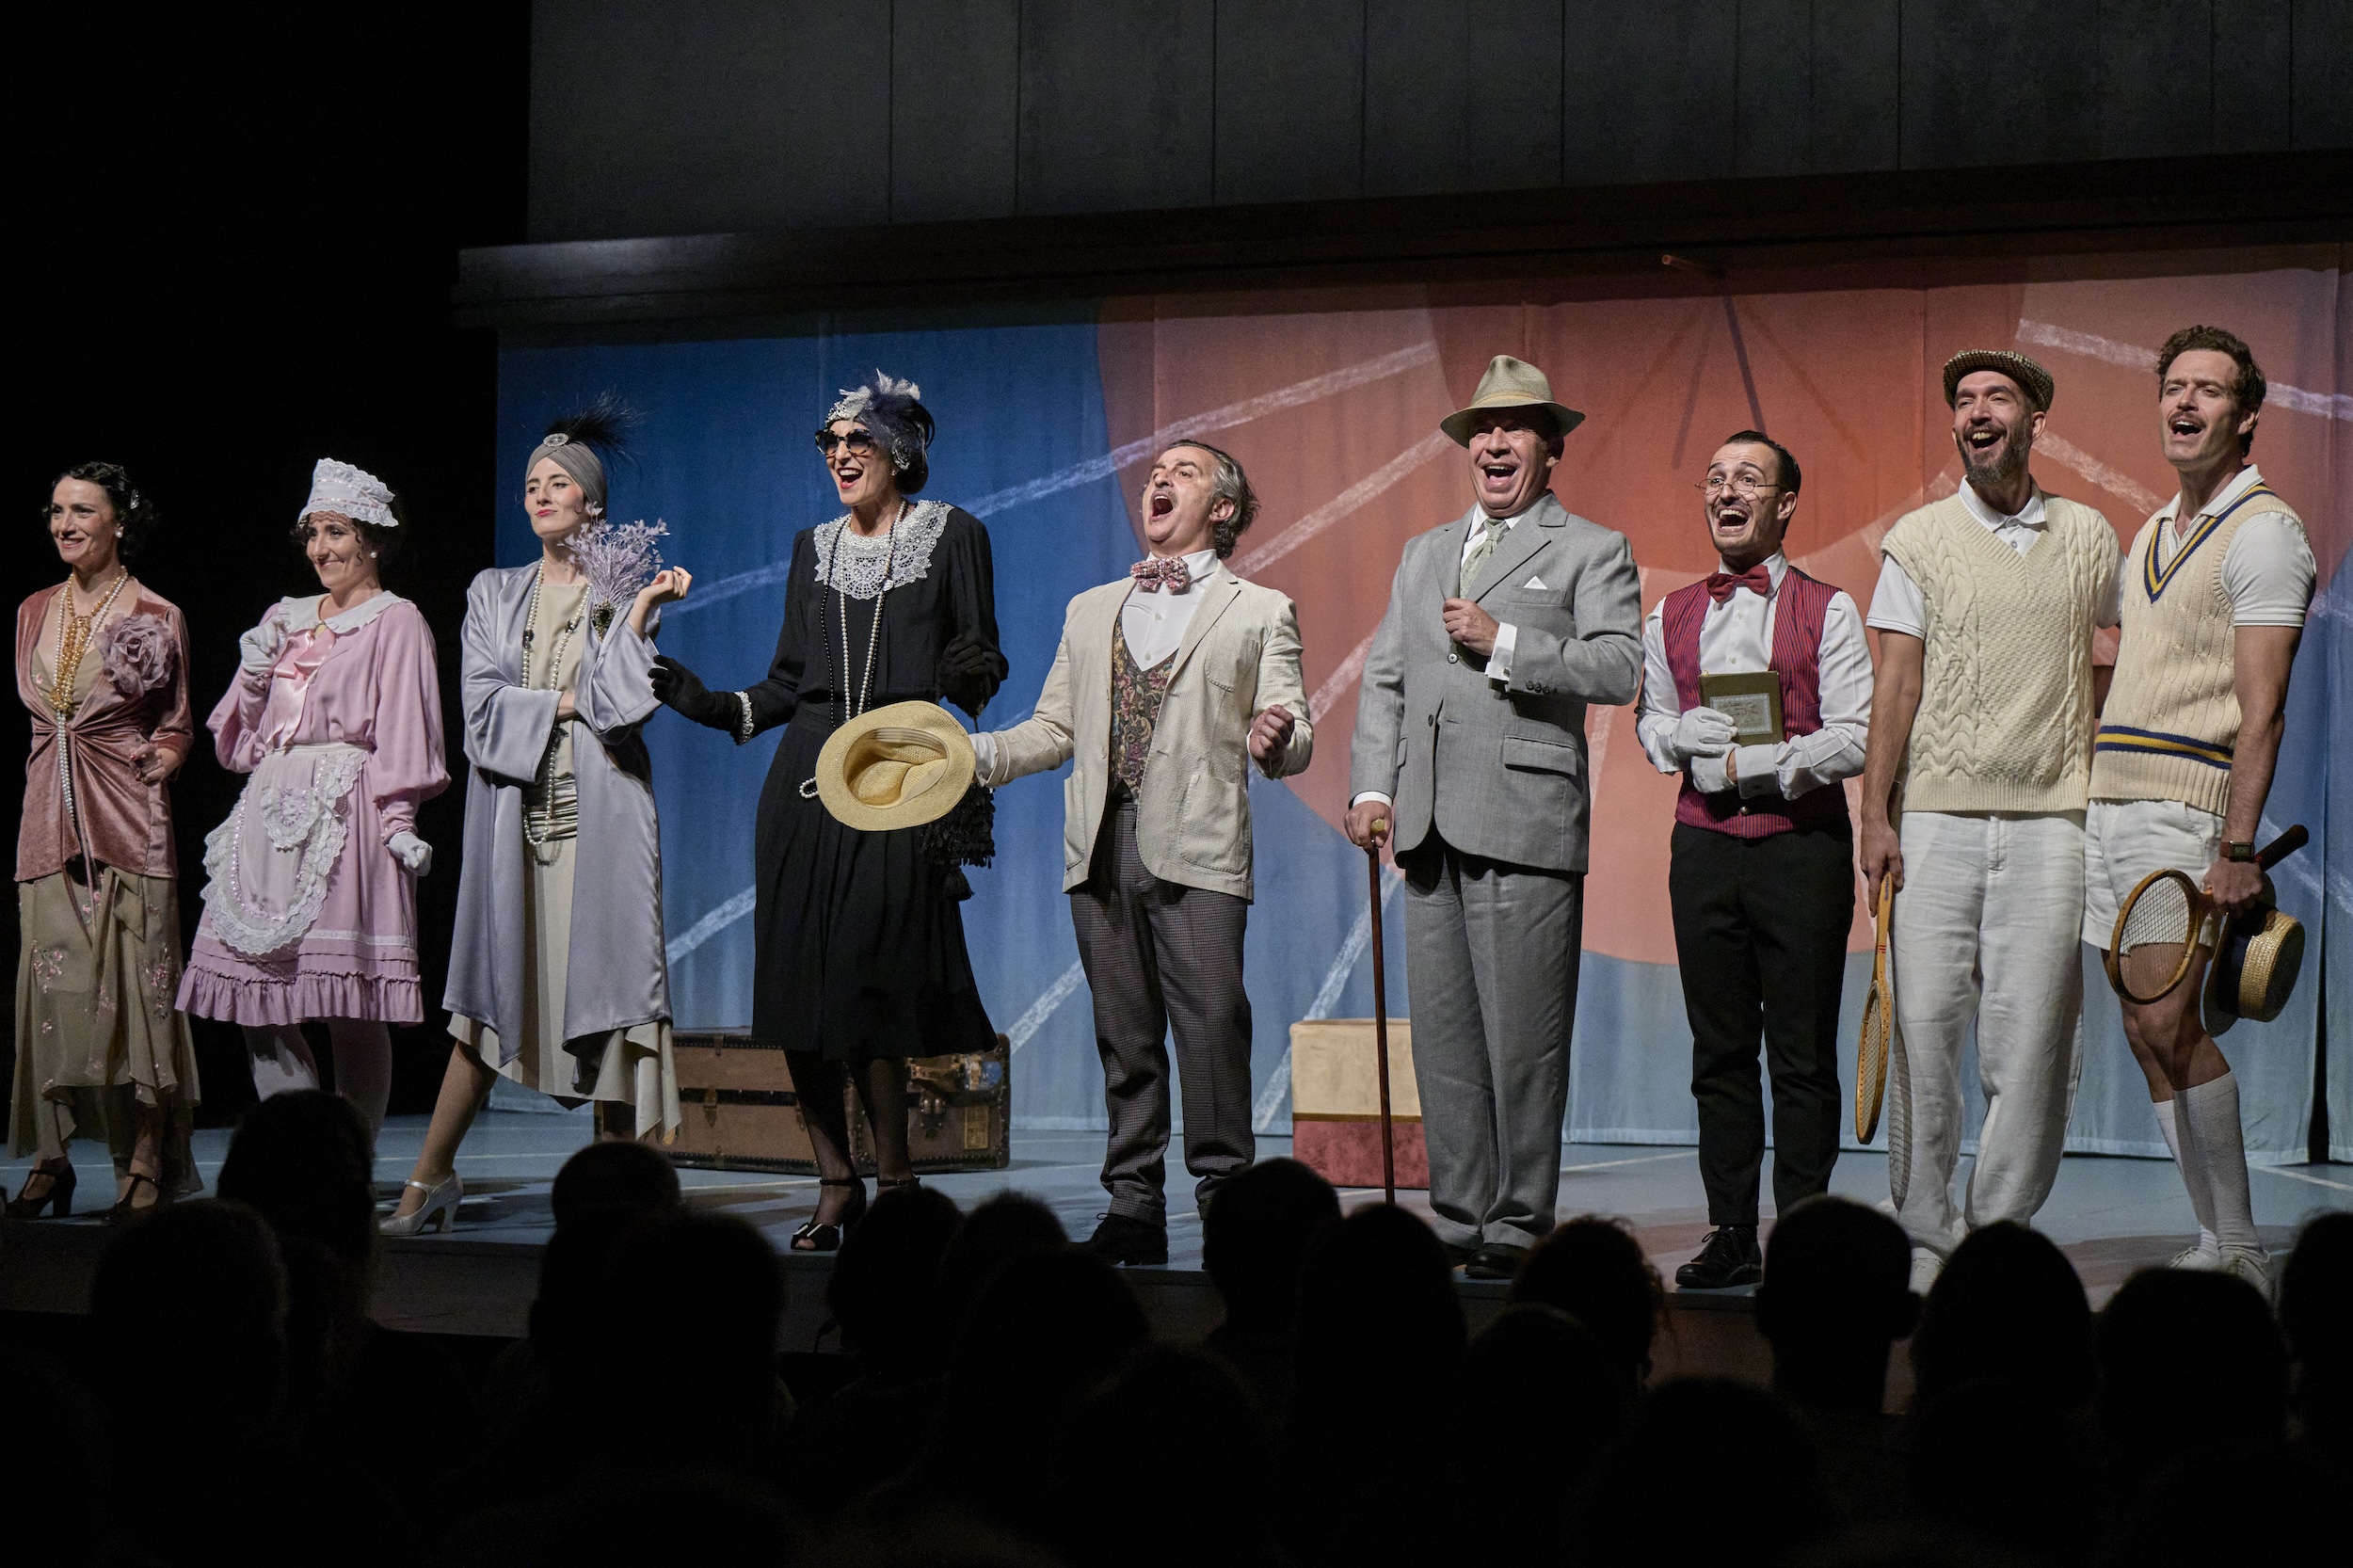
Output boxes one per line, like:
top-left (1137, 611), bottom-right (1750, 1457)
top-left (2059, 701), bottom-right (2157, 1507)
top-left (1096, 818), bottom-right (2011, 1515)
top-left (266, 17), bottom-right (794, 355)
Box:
top-left (1859, 350), bottom-right (2121, 1292)
top-left (2088, 326), bottom-right (2313, 1296)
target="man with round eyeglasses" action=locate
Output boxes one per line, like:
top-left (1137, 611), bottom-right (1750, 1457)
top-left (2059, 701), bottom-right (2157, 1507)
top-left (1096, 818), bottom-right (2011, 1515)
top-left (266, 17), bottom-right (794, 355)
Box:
top-left (1637, 431), bottom-right (1871, 1288)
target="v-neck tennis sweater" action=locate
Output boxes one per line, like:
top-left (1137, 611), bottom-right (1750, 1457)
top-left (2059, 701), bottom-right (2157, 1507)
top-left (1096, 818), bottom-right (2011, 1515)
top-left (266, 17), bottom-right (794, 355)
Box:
top-left (1881, 491), bottom-right (2116, 813)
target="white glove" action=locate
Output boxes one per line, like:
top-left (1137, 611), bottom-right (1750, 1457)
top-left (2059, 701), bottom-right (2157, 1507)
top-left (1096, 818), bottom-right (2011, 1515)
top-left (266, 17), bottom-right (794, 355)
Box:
top-left (387, 830), bottom-right (432, 876)
top-left (1670, 706), bottom-right (1737, 762)
top-left (237, 613), bottom-right (286, 675)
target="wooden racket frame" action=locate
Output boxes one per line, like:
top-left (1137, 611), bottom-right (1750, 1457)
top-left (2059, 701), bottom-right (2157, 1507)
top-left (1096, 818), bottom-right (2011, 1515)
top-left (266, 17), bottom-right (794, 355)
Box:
top-left (2103, 867), bottom-right (2210, 1003)
top-left (1855, 874), bottom-right (1894, 1143)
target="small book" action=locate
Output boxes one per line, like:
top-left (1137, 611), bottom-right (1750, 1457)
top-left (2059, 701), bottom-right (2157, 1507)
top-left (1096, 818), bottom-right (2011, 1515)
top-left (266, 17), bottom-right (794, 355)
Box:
top-left (1700, 670), bottom-right (1783, 746)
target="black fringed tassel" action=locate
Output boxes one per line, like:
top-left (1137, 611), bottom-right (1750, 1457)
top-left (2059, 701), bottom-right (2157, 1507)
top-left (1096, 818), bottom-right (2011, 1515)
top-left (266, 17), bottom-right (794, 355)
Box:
top-left (922, 781), bottom-right (996, 899)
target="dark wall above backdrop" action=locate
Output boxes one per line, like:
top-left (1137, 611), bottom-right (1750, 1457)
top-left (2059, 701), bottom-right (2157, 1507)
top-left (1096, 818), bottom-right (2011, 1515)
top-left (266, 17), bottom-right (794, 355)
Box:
top-left (8, 9), bottom-right (530, 1127)
top-left (526, 0), bottom-right (2353, 241)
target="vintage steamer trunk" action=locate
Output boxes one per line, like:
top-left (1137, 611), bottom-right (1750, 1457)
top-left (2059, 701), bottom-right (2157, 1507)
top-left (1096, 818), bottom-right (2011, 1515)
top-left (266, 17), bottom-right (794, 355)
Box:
top-left (1288, 1018), bottom-right (1428, 1189)
top-left (662, 1031), bottom-right (1012, 1175)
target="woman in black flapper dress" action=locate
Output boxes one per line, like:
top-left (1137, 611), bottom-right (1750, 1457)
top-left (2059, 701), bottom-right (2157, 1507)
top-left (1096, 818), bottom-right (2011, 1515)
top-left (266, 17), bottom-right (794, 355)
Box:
top-left (654, 371), bottom-right (1005, 1247)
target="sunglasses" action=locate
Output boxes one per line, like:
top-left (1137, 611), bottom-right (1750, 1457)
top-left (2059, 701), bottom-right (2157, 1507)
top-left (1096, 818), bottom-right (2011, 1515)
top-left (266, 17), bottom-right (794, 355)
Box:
top-left (815, 428), bottom-right (881, 457)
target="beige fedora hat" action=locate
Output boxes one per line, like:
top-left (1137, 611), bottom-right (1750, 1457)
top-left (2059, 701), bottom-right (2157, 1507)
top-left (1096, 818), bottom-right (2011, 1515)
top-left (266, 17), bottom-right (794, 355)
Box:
top-left (814, 700), bottom-right (977, 832)
top-left (2201, 902), bottom-right (2305, 1039)
top-left (1440, 355), bottom-right (1586, 446)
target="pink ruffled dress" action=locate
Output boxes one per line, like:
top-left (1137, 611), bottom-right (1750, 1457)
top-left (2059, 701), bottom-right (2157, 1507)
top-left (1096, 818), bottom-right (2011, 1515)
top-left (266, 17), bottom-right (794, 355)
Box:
top-left (178, 592), bottom-right (448, 1024)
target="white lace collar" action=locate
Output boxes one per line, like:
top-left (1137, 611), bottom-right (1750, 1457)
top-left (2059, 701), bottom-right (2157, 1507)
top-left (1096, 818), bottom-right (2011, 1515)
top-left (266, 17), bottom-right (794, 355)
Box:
top-left (812, 500), bottom-right (952, 600)
top-left (276, 590), bottom-right (408, 634)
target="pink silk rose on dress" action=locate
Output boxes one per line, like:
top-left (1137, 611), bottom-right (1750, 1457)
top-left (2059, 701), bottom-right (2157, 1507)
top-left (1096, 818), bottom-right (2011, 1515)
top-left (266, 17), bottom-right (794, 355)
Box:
top-left (98, 613), bottom-right (175, 697)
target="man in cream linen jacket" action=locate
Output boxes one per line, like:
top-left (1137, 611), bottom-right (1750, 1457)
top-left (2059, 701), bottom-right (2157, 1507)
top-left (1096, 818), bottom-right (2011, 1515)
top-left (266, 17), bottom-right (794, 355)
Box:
top-left (973, 441), bottom-right (1310, 1266)
top-left (1347, 355), bottom-right (1644, 1279)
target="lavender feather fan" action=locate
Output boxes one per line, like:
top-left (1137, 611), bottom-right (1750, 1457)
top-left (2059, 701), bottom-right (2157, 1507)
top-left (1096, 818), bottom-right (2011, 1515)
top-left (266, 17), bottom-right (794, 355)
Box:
top-left (568, 518), bottom-right (669, 625)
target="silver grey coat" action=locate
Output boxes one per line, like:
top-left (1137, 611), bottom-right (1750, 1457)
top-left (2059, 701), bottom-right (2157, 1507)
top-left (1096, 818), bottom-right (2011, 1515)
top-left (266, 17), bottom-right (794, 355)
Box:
top-left (1350, 491), bottom-right (1642, 873)
top-left (443, 565), bottom-right (670, 1063)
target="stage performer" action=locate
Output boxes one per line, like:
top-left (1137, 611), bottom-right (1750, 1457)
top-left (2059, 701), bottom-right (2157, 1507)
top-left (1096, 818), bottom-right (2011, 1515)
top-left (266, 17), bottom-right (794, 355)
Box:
top-left (1637, 432), bottom-right (1869, 1289)
top-left (389, 409), bottom-right (690, 1233)
top-left (650, 371), bottom-right (1007, 1251)
top-left (10, 464), bottom-right (201, 1222)
top-left (1859, 350), bottom-right (2121, 1292)
top-left (2089, 327), bottom-right (2313, 1295)
top-left (178, 460), bottom-right (448, 1140)
top-left (969, 440), bottom-right (1311, 1265)
top-left (1346, 355), bottom-right (1642, 1280)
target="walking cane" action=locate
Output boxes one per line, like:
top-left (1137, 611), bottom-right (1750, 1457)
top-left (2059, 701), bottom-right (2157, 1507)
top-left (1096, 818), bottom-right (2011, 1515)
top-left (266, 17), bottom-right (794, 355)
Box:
top-left (1367, 821), bottom-right (1396, 1205)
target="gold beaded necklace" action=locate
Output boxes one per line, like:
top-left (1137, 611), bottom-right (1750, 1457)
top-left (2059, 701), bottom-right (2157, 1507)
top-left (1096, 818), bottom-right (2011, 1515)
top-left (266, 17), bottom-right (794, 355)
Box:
top-left (43, 570), bottom-right (131, 716)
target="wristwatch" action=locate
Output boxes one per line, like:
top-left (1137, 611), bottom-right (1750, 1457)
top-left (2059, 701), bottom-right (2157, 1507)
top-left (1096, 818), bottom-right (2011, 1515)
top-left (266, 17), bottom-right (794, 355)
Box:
top-left (2220, 840), bottom-right (2257, 862)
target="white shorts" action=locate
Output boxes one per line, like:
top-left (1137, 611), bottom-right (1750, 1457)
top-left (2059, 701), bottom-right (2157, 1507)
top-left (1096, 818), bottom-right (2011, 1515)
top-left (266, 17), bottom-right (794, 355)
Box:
top-left (2083, 797), bottom-right (2225, 949)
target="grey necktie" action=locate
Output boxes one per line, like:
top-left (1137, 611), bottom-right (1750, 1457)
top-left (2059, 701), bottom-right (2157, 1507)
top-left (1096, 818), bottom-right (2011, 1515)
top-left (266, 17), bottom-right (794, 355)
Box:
top-left (1460, 513), bottom-right (1507, 595)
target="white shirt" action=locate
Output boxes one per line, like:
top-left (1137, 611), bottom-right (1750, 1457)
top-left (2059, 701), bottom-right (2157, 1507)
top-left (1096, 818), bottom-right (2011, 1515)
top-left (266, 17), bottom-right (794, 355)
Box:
top-left (2145, 465), bottom-right (2316, 628)
top-left (1867, 478), bottom-right (2123, 638)
top-left (1635, 553), bottom-right (1872, 799)
top-left (971, 548), bottom-right (1221, 782)
top-left (1348, 510), bottom-right (1532, 810)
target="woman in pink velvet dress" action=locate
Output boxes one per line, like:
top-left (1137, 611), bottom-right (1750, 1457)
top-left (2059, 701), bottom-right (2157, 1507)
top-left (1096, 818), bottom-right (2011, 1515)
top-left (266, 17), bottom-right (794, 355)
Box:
top-left (10, 462), bottom-right (201, 1222)
top-left (178, 459), bottom-right (449, 1137)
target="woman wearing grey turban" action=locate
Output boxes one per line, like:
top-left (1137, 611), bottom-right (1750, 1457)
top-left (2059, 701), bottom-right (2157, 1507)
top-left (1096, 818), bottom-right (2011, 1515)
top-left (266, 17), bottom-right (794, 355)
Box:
top-left (388, 407), bottom-right (694, 1233)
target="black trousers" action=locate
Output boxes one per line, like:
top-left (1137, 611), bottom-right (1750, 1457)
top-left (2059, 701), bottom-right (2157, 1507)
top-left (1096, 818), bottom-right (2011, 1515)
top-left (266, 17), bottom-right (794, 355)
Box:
top-left (1668, 821), bottom-right (1853, 1226)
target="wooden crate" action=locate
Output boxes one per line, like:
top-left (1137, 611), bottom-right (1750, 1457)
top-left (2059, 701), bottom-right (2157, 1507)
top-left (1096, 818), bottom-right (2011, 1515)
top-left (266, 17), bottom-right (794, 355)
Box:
top-left (1288, 1018), bottom-right (1428, 1190)
top-left (661, 1031), bottom-right (1011, 1176)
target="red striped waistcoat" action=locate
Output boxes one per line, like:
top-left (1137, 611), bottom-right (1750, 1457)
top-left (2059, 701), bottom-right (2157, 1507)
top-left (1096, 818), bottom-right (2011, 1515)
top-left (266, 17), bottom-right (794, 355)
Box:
top-left (1661, 566), bottom-right (1849, 839)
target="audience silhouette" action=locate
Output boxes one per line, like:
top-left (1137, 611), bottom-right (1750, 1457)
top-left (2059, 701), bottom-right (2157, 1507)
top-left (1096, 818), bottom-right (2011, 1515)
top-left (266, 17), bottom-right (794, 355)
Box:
top-left (24, 1135), bottom-right (2348, 1568)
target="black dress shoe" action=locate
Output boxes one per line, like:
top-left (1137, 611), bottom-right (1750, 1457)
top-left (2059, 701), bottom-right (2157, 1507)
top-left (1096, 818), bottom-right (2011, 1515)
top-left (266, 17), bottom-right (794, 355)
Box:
top-left (1675, 1224), bottom-right (1763, 1289)
top-left (1440, 1240), bottom-right (1481, 1269)
top-left (1086, 1212), bottom-right (1169, 1266)
top-left (1465, 1242), bottom-right (1530, 1281)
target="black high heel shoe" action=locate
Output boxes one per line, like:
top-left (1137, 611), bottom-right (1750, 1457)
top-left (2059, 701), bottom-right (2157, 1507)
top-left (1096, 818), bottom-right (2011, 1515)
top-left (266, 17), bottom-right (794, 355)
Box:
top-left (790, 1176), bottom-right (868, 1253)
top-left (105, 1170), bottom-right (168, 1227)
top-left (6, 1161), bottom-right (75, 1220)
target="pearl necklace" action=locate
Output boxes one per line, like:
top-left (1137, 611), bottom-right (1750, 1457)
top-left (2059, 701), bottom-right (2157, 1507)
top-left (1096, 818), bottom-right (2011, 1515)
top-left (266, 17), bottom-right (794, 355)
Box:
top-left (798, 502), bottom-right (903, 799)
top-left (44, 571), bottom-right (131, 716)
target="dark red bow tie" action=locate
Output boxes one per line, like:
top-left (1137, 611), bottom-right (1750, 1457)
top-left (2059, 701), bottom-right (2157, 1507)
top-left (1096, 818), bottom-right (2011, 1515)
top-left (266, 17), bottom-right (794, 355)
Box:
top-left (1130, 556), bottom-right (1192, 593)
top-left (1704, 563), bottom-right (1771, 604)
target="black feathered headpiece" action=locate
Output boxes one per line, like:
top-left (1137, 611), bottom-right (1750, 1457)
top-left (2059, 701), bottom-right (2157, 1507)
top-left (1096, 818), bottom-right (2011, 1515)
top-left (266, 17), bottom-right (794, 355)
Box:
top-left (821, 370), bottom-right (935, 488)
top-left (527, 394), bottom-right (635, 517)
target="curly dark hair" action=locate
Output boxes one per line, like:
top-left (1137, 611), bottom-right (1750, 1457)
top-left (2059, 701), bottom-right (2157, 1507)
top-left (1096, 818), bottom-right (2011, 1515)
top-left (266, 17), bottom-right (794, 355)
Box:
top-left (291, 492), bottom-right (407, 579)
top-left (50, 461), bottom-right (158, 561)
top-left (2156, 325), bottom-right (2267, 455)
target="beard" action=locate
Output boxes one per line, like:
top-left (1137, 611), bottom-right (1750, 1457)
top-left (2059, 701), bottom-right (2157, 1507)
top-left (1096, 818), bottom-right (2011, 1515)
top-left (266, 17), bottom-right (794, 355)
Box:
top-left (1959, 423), bottom-right (2030, 489)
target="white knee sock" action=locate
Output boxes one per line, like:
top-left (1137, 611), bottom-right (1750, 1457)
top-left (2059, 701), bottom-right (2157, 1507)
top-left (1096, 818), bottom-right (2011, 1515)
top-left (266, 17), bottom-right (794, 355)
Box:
top-left (2152, 1096), bottom-right (2218, 1256)
top-left (2180, 1073), bottom-right (2259, 1252)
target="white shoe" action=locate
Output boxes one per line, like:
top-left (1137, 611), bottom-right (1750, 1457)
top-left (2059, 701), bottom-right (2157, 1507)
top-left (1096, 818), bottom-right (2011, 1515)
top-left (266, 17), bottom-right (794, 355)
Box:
top-left (381, 1173), bottom-right (462, 1236)
top-left (1909, 1247), bottom-right (1945, 1294)
top-left (2169, 1243), bottom-right (2224, 1271)
top-left (2217, 1245), bottom-right (2272, 1301)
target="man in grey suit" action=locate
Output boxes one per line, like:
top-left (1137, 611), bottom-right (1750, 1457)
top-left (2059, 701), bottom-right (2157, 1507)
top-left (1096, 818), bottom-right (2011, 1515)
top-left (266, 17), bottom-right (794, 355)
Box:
top-left (1347, 355), bottom-right (1643, 1278)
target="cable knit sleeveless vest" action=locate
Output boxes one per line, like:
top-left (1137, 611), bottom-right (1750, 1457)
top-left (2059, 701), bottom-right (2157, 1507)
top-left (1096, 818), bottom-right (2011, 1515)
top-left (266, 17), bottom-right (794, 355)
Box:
top-left (1881, 491), bottom-right (2115, 814)
top-left (2091, 484), bottom-right (2301, 817)
top-left (1660, 567), bottom-right (1849, 838)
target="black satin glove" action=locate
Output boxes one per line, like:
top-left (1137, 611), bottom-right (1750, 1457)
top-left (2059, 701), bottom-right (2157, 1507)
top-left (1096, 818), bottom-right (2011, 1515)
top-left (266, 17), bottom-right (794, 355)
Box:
top-left (651, 654), bottom-right (739, 732)
top-left (936, 632), bottom-right (1002, 712)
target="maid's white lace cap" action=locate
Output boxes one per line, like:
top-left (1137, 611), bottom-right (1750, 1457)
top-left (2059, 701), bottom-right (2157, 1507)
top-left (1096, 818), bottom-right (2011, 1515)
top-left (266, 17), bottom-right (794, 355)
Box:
top-left (298, 457), bottom-right (399, 528)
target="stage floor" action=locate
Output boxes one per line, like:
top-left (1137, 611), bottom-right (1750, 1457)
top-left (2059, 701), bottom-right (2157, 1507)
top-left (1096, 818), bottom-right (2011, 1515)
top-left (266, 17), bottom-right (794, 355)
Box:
top-left (7, 1115), bottom-right (2347, 1371)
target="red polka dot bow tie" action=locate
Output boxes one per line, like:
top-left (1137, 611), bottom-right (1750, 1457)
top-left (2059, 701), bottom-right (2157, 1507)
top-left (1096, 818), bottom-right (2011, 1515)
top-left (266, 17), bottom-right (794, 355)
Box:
top-left (1130, 556), bottom-right (1193, 593)
top-left (1704, 563), bottom-right (1772, 604)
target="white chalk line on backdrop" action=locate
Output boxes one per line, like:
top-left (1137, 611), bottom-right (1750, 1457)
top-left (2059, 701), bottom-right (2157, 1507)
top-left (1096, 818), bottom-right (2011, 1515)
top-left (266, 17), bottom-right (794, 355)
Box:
top-left (666, 341), bottom-right (1442, 619)
top-left (1251, 864), bottom-right (1405, 1133)
top-left (2016, 319), bottom-right (2351, 421)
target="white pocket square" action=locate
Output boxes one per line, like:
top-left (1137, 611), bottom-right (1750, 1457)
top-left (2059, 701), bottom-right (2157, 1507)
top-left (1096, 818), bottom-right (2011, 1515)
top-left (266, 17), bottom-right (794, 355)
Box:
top-left (1523, 575), bottom-right (1549, 589)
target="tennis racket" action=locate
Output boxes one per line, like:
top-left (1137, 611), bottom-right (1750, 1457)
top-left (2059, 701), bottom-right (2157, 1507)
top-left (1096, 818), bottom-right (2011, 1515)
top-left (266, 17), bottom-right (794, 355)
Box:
top-left (2103, 824), bottom-right (2309, 1003)
top-left (1855, 873), bottom-right (1895, 1144)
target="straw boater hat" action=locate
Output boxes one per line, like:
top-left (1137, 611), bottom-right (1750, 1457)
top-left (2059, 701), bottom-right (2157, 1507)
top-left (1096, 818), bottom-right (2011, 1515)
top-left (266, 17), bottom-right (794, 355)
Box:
top-left (2201, 903), bottom-right (2304, 1038)
top-left (814, 700), bottom-right (977, 832)
top-left (1440, 355), bottom-right (1586, 445)
top-left (1942, 349), bottom-right (2056, 412)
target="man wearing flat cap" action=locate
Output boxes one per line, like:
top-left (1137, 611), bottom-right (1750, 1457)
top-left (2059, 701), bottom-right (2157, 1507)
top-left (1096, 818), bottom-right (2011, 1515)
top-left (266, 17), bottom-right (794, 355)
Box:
top-left (1348, 354), bottom-right (1642, 1279)
top-left (1858, 349), bottom-right (2121, 1292)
